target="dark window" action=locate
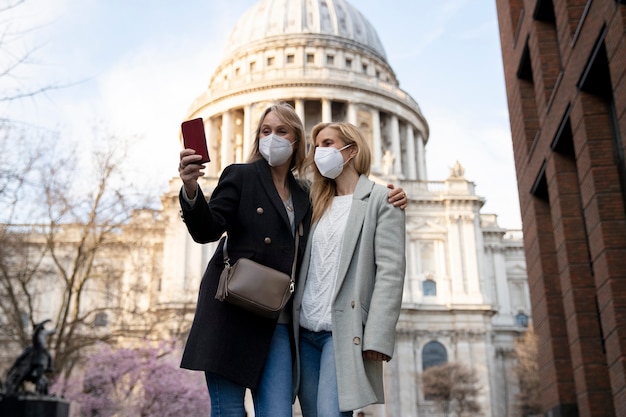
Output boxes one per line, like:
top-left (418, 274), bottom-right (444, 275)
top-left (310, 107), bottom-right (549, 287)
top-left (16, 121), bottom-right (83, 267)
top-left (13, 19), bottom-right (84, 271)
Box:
top-left (423, 279), bottom-right (437, 296)
top-left (533, 0), bottom-right (555, 22)
top-left (422, 341), bottom-right (447, 370)
top-left (95, 312), bottom-right (108, 327)
top-left (578, 27), bottom-right (611, 96)
top-left (550, 106), bottom-right (574, 155)
top-left (530, 161), bottom-right (548, 201)
top-left (517, 42), bottom-right (533, 82)
top-left (515, 312), bottom-right (529, 327)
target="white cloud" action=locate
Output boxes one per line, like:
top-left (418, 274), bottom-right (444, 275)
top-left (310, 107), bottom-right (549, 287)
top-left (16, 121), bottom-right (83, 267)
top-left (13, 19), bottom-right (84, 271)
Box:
top-left (93, 41), bottom-right (219, 190)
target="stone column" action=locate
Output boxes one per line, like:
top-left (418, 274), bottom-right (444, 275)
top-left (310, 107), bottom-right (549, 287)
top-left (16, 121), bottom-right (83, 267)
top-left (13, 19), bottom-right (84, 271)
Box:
top-left (371, 108), bottom-right (382, 173)
top-left (243, 104), bottom-right (253, 160)
top-left (395, 332), bottom-right (418, 416)
top-left (405, 125), bottom-right (417, 180)
top-left (234, 114), bottom-right (243, 163)
top-left (347, 102), bottom-right (357, 125)
top-left (322, 98), bottom-right (332, 122)
top-left (221, 111), bottom-right (233, 171)
top-left (470, 332), bottom-right (493, 416)
top-left (416, 132), bottom-right (427, 180)
top-left (295, 99), bottom-right (305, 127)
top-left (403, 239), bottom-right (418, 303)
top-left (492, 245), bottom-right (511, 318)
top-left (390, 115), bottom-right (402, 177)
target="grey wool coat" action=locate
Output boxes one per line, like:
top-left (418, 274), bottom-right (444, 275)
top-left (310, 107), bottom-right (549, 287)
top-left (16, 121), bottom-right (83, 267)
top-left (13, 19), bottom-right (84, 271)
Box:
top-left (293, 175), bottom-right (406, 411)
top-left (179, 159), bottom-right (311, 389)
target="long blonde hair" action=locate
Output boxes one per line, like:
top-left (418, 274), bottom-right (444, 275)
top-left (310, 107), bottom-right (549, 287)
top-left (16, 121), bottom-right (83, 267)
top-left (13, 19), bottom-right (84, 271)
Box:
top-left (307, 122), bottom-right (371, 224)
top-left (247, 102), bottom-right (307, 178)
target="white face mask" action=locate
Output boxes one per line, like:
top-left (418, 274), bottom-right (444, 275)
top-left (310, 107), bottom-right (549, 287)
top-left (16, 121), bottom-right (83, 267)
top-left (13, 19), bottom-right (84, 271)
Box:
top-left (259, 134), bottom-right (294, 166)
top-left (314, 144), bottom-right (352, 179)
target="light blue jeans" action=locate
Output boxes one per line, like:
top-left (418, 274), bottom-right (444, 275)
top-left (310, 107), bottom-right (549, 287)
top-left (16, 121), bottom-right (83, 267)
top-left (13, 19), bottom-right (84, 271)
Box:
top-left (205, 324), bottom-right (292, 417)
top-left (298, 328), bottom-right (353, 417)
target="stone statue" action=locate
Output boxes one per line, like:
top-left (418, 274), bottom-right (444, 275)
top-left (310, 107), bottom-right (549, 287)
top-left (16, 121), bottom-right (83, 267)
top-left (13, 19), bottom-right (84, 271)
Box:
top-left (3, 320), bottom-right (56, 396)
top-left (449, 160), bottom-right (465, 178)
top-left (382, 149), bottom-right (395, 177)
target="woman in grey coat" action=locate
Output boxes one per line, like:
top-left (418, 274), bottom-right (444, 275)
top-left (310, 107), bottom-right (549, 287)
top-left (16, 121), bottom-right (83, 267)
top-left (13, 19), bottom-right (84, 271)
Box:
top-left (294, 122), bottom-right (406, 416)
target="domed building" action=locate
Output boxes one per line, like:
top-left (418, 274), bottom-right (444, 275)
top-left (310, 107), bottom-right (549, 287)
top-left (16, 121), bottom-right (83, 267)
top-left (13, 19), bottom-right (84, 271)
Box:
top-left (159, 0), bottom-right (531, 415)
top-left (185, 0), bottom-right (427, 182)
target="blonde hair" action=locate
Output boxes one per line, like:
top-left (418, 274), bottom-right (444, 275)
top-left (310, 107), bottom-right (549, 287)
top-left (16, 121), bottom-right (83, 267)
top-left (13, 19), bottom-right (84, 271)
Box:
top-left (306, 122), bottom-right (371, 224)
top-left (247, 102), bottom-right (307, 178)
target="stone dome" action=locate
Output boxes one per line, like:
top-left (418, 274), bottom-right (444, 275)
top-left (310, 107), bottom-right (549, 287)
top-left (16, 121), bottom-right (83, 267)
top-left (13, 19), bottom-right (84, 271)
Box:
top-left (187, 0), bottom-right (429, 181)
top-left (225, 0), bottom-right (387, 61)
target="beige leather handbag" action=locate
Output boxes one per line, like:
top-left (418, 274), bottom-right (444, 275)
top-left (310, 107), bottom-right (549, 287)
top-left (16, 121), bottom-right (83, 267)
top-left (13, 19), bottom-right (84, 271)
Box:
top-left (215, 224), bottom-right (301, 319)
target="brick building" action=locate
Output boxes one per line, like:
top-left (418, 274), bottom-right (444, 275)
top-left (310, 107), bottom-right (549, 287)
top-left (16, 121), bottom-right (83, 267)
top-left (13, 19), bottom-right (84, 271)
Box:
top-left (495, 1), bottom-right (626, 416)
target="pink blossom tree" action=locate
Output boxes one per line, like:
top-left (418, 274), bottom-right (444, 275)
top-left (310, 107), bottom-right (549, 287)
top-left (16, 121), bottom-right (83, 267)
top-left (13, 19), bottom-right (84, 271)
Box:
top-left (52, 341), bottom-right (210, 417)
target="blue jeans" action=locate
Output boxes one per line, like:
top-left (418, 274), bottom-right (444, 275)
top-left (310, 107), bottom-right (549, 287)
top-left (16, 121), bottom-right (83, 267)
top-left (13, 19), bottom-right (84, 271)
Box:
top-left (205, 324), bottom-right (292, 417)
top-left (298, 328), bottom-right (352, 417)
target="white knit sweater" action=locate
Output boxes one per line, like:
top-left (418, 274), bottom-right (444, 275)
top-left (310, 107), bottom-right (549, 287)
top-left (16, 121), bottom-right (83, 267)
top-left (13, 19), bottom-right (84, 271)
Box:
top-left (300, 195), bottom-right (352, 332)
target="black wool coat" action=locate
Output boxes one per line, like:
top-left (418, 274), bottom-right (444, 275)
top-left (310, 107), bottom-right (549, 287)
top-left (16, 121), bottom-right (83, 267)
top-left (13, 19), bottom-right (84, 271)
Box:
top-left (179, 159), bottom-right (311, 389)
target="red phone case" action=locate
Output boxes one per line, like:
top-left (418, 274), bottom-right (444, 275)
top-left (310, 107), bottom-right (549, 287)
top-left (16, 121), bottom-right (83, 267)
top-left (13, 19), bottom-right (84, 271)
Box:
top-left (181, 118), bottom-right (210, 163)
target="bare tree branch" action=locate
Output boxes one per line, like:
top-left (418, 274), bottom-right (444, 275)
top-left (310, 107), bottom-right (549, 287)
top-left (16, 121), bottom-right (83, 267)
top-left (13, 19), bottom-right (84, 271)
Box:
top-left (0, 1), bottom-right (186, 383)
top-left (0, 0), bottom-right (83, 107)
top-left (0, 125), bottom-right (171, 379)
top-left (0, 0), bottom-right (25, 15)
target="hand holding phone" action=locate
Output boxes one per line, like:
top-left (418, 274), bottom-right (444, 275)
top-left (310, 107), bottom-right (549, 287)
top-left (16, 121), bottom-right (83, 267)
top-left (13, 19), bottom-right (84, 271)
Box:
top-left (181, 118), bottom-right (210, 164)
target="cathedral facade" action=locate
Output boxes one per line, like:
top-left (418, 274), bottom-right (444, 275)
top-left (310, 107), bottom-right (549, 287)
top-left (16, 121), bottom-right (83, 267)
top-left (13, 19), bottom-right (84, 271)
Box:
top-left (158, 0), bottom-right (531, 415)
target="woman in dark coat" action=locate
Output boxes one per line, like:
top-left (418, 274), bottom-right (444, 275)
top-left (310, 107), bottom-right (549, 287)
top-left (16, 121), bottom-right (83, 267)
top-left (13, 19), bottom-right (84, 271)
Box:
top-left (178, 102), bottom-right (311, 417)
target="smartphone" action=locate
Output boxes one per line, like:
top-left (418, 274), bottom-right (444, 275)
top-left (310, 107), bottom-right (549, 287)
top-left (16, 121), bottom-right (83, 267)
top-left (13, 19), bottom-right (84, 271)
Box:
top-left (181, 118), bottom-right (211, 164)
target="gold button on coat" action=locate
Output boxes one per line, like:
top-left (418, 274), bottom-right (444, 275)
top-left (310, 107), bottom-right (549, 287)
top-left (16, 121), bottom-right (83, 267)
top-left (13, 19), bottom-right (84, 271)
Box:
top-left (264, 237), bottom-right (271, 244)
top-left (256, 207), bottom-right (264, 214)
top-left (353, 337), bottom-right (361, 345)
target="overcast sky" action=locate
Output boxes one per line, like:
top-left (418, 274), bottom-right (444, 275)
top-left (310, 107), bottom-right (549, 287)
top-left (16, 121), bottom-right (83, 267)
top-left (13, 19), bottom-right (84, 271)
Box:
top-left (2, 0), bottom-right (522, 229)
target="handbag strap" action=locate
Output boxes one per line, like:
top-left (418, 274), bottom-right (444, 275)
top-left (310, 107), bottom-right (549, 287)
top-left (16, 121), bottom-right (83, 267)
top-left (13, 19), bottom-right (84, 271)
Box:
top-left (222, 222), bottom-right (303, 279)
top-left (291, 222), bottom-right (303, 278)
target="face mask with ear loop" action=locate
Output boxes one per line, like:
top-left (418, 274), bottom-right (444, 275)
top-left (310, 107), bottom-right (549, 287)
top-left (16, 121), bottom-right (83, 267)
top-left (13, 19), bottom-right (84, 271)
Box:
top-left (259, 134), bottom-right (295, 166)
top-left (313, 144), bottom-right (352, 179)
